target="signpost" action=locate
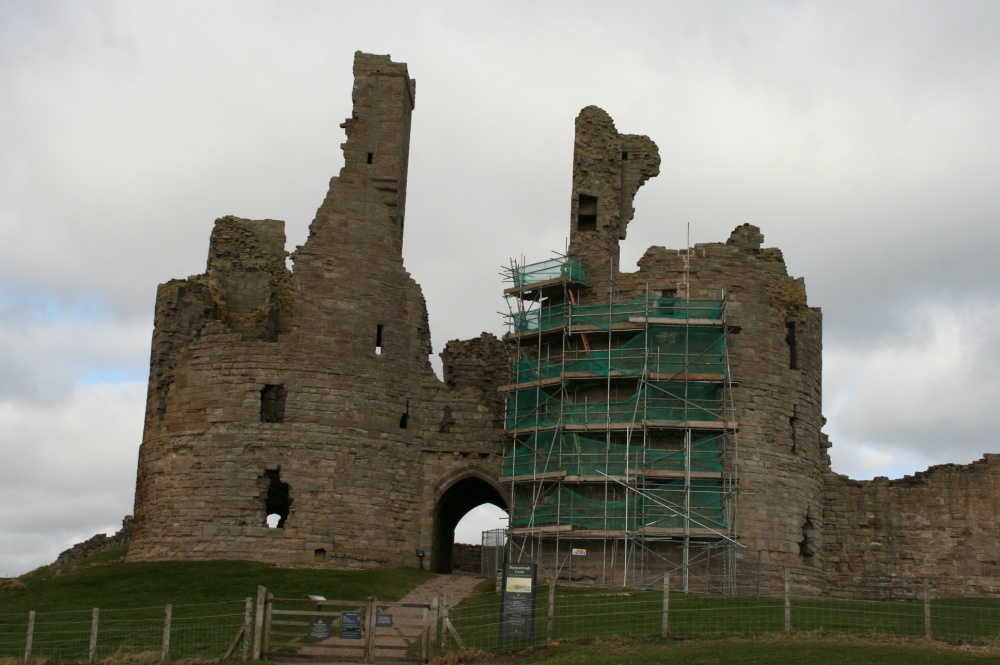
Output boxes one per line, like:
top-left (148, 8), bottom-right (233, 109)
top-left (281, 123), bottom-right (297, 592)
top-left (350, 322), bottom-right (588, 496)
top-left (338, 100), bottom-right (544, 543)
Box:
top-left (499, 562), bottom-right (537, 644)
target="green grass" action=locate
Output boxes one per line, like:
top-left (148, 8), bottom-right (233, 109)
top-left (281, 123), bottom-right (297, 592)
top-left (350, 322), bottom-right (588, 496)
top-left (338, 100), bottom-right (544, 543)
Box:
top-left (512, 635), bottom-right (1000, 664)
top-left (448, 584), bottom-right (1000, 654)
top-left (0, 546), bottom-right (434, 613)
top-left (0, 547), bottom-right (435, 662)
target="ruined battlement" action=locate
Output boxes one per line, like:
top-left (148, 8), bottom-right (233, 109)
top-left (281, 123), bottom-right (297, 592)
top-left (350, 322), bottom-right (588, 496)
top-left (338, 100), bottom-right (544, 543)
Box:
top-left (130, 53), bottom-right (997, 594)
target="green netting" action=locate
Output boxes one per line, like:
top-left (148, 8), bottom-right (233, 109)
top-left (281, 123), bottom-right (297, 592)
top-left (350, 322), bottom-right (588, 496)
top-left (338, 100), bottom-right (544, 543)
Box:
top-left (503, 431), bottom-right (723, 477)
top-left (514, 327), bottom-right (726, 382)
top-left (511, 480), bottom-right (727, 531)
top-left (507, 296), bottom-right (723, 336)
top-left (509, 257), bottom-right (586, 287)
top-left (644, 480), bottom-right (728, 530)
top-left (506, 381), bottom-right (723, 430)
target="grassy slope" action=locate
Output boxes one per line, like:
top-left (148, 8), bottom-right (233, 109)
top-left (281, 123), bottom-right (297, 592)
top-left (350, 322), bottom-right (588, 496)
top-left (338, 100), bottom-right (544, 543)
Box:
top-left (4, 553), bottom-right (997, 664)
top-left (514, 636), bottom-right (1000, 665)
top-left (0, 546), bottom-right (435, 615)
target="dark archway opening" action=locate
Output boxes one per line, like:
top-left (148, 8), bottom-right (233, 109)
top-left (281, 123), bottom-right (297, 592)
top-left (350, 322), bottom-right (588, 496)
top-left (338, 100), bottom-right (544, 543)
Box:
top-left (432, 476), bottom-right (507, 574)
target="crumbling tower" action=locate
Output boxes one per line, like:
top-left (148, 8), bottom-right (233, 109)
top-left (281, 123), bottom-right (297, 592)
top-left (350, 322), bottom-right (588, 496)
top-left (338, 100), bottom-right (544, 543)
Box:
top-left (567, 106), bottom-right (660, 300)
top-left (129, 52), bottom-right (507, 571)
top-left (502, 107), bottom-right (826, 589)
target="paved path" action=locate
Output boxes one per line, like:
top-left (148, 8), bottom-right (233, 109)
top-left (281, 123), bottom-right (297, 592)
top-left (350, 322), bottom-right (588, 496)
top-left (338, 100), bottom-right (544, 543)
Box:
top-left (399, 570), bottom-right (485, 607)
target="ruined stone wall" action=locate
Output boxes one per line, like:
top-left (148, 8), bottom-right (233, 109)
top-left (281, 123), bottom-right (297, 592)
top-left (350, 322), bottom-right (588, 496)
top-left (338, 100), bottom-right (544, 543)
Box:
top-left (128, 55), bottom-right (998, 593)
top-left (822, 456), bottom-right (1000, 595)
top-left (130, 52), bottom-right (506, 573)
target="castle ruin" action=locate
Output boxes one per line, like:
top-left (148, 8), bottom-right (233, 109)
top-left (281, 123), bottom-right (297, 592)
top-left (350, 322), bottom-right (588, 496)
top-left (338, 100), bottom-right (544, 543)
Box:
top-left (128, 52), bottom-right (999, 595)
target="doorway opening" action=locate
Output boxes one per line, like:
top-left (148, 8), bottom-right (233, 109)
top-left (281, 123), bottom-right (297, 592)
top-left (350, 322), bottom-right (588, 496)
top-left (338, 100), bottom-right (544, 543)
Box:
top-left (431, 475), bottom-right (507, 574)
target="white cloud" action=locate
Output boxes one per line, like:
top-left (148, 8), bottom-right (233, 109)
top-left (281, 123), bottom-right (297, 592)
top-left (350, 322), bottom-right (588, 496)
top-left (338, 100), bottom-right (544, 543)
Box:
top-left (825, 299), bottom-right (1000, 478)
top-left (0, 381), bottom-right (143, 576)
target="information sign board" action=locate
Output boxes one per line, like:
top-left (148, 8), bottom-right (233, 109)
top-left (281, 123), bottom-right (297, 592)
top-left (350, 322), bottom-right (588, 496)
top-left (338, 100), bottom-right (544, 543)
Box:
top-left (308, 616), bottom-right (331, 640)
top-left (340, 611), bottom-right (363, 639)
top-left (499, 562), bottom-right (537, 643)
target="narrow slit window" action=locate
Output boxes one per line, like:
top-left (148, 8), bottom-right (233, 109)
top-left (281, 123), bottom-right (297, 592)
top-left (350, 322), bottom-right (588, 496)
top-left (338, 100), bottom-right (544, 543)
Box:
top-left (399, 399), bottom-right (409, 429)
top-left (577, 194), bottom-right (597, 232)
top-left (790, 409), bottom-right (798, 454)
top-left (375, 324), bottom-right (384, 355)
top-left (367, 152), bottom-right (373, 164)
top-left (786, 321), bottom-right (798, 370)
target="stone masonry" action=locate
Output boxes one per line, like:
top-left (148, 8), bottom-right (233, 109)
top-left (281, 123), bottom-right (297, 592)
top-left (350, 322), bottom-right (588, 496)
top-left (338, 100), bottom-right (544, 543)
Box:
top-left (129, 52), bottom-right (997, 595)
top-left (129, 53), bottom-right (506, 574)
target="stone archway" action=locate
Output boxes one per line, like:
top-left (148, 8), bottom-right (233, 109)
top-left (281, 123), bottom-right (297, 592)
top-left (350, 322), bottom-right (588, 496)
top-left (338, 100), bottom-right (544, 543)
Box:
top-left (432, 474), bottom-right (507, 574)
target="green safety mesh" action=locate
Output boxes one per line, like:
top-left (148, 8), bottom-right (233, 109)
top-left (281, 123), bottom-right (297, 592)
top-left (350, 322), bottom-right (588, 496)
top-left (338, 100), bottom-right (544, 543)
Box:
top-left (505, 381), bottom-right (723, 430)
top-left (514, 327), bottom-right (726, 383)
top-left (511, 480), bottom-right (727, 531)
top-left (507, 296), bottom-right (723, 336)
top-left (503, 431), bottom-right (724, 477)
top-left (509, 257), bottom-right (587, 287)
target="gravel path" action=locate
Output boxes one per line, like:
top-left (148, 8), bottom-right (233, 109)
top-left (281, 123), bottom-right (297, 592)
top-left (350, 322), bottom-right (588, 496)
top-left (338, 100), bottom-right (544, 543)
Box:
top-left (399, 571), bottom-right (486, 607)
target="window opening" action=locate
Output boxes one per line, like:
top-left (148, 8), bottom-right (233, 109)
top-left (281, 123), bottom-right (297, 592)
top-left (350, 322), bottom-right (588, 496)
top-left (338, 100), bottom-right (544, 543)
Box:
top-left (785, 321), bottom-right (798, 370)
top-left (439, 405), bottom-right (455, 433)
top-left (261, 384), bottom-right (287, 423)
top-left (400, 399), bottom-right (409, 429)
top-left (261, 469), bottom-right (291, 528)
top-left (577, 194), bottom-right (597, 232)
top-left (799, 513), bottom-right (816, 558)
top-left (790, 407), bottom-right (798, 454)
top-left (367, 152), bottom-right (373, 164)
top-left (314, 548), bottom-right (327, 562)
top-left (621, 151), bottom-right (629, 160)
top-left (375, 324), bottom-right (384, 355)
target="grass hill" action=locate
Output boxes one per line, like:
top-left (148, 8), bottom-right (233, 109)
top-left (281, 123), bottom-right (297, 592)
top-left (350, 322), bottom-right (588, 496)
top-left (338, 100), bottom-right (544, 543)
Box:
top-left (3, 549), bottom-right (998, 665)
top-left (0, 545), bottom-right (434, 615)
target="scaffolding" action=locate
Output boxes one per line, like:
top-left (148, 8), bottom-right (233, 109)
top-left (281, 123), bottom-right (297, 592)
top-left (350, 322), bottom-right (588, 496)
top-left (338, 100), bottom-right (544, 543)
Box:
top-left (500, 254), bottom-right (742, 591)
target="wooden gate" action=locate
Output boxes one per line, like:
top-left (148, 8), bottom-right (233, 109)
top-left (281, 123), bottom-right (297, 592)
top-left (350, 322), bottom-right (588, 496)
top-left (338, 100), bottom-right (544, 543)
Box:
top-left (256, 589), bottom-right (437, 663)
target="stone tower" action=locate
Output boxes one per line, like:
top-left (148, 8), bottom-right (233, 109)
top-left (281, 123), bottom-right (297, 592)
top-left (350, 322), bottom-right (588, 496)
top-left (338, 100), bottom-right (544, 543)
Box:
top-left (129, 52), bottom-right (507, 572)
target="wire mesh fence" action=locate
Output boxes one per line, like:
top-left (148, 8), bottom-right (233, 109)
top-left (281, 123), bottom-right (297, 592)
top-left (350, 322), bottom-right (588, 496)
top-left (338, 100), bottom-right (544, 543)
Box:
top-left (0, 600), bottom-right (249, 663)
top-left (446, 573), bottom-right (1000, 653)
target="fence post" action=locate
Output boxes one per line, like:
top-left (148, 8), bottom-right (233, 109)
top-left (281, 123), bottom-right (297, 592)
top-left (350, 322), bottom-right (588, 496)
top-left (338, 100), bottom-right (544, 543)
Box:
top-left (783, 568), bottom-right (791, 635)
top-left (23, 611), bottom-right (34, 664)
top-left (439, 595), bottom-right (448, 655)
top-left (547, 579), bottom-right (556, 643)
top-left (263, 593), bottom-right (273, 655)
top-left (252, 585), bottom-right (266, 660)
top-left (88, 608), bottom-right (99, 665)
top-left (242, 597), bottom-right (252, 661)
top-left (364, 596), bottom-right (377, 664)
top-left (160, 604), bottom-right (172, 665)
top-left (421, 605), bottom-right (430, 662)
top-left (923, 579), bottom-right (932, 639)
top-left (661, 573), bottom-right (670, 638)
top-left (428, 595), bottom-right (439, 660)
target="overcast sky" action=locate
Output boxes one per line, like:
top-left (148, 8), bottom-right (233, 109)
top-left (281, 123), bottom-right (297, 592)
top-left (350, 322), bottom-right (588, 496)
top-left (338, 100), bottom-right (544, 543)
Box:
top-left (2, 1), bottom-right (998, 577)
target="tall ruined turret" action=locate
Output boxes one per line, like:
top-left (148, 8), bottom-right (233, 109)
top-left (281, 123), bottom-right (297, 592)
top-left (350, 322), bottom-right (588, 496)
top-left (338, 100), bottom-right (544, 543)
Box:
top-left (129, 53), bottom-right (507, 572)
